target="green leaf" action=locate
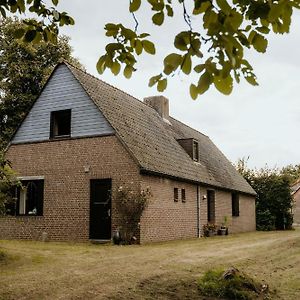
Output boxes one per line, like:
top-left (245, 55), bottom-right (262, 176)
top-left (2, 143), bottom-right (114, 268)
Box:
top-left (174, 31), bottom-right (190, 51)
top-left (256, 26), bottom-right (270, 34)
top-left (139, 33), bottom-right (150, 38)
top-left (252, 33), bottom-right (268, 53)
top-left (135, 39), bottom-right (143, 55)
top-left (142, 40), bottom-right (156, 54)
top-left (124, 66), bottom-right (133, 78)
top-left (52, 0), bottom-right (59, 5)
top-left (190, 84), bottom-right (198, 100)
top-left (96, 56), bottom-right (107, 74)
top-left (181, 54), bottom-right (191, 75)
top-left (149, 74), bottom-right (162, 87)
top-left (214, 75), bottom-right (233, 95)
top-left (32, 31), bottom-right (42, 44)
top-left (245, 75), bottom-right (258, 86)
top-left (111, 61), bottom-right (121, 75)
top-left (216, 0), bottom-right (231, 15)
top-left (193, 1), bottom-right (211, 15)
top-left (129, 0), bottom-right (141, 12)
top-left (268, 3), bottom-right (283, 22)
top-left (0, 7), bottom-right (6, 18)
top-left (198, 72), bottom-right (212, 94)
top-left (14, 28), bottom-right (25, 39)
top-left (23, 30), bottom-right (36, 42)
top-left (122, 28), bottom-right (137, 40)
top-left (157, 78), bottom-right (167, 92)
top-left (194, 64), bottom-right (205, 73)
top-left (166, 4), bottom-right (174, 17)
top-left (152, 12), bottom-right (164, 25)
top-left (164, 53), bottom-right (182, 69)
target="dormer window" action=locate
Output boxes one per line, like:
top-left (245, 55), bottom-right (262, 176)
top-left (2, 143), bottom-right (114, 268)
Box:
top-left (50, 109), bottom-right (71, 139)
top-left (193, 140), bottom-right (199, 162)
top-left (177, 138), bottom-right (200, 162)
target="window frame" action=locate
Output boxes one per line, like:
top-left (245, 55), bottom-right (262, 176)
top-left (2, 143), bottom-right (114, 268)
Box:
top-left (50, 109), bottom-right (72, 139)
top-left (232, 192), bottom-right (240, 217)
top-left (174, 187), bottom-right (179, 202)
top-left (181, 188), bottom-right (186, 203)
top-left (16, 180), bottom-right (44, 217)
top-left (193, 140), bottom-right (199, 162)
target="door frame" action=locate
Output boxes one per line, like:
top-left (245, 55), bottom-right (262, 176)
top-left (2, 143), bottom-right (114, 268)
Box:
top-left (89, 178), bottom-right (112, 240)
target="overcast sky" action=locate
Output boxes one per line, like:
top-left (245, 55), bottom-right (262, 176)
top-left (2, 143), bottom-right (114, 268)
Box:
top-left (56, 1), bottom-right (300, 169)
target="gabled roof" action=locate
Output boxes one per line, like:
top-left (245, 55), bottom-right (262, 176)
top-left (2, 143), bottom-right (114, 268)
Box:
top-left (62, 62), bottom-right (255, 195)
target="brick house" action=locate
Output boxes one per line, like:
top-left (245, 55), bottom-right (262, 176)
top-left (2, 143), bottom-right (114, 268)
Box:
top-left (291, 179), bottom-right (300, 226)
top-left (0, 62), bottom-right (256, 243)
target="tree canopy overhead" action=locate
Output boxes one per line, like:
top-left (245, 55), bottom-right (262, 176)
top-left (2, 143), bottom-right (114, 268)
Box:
top-left (1, 0), bottom-right (299, 98)
top-left (99, 0), bottom-right (300, 98)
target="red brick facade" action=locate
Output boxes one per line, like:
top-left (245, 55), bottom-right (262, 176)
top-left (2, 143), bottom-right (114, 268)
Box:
top-left (0, 136), bottom-right (256, 243)
top-left (0, 136), bottom-right (140, 241)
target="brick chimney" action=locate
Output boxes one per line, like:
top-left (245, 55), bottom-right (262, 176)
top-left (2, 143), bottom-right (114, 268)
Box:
top-left (144, 96), bottom-right (169, 121)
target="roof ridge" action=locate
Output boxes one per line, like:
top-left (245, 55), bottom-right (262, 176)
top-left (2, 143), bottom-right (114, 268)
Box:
top-left (169, 116), bottom-right (208, 138)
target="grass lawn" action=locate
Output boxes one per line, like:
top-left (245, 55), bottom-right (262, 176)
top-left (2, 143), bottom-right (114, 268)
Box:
top-left (1, 229), bottom-right (300, 299)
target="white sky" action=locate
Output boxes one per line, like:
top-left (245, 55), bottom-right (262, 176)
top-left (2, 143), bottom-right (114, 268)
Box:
top-left (56, 1), bottom-right (300, 169)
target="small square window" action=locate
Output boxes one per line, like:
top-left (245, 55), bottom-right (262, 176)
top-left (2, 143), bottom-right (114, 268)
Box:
top-left (50, 109), bottom-right (71, 139)
top-left (16, 180), bottom-right (44, 216)
top-left (174, 188), bottom-right (178, 202)
top-left (232, 192), bottom-right (239, 217)
top-left (193, 140), bottom-right (199, 162)
top-left (181, 189), bottom-right (186, 202)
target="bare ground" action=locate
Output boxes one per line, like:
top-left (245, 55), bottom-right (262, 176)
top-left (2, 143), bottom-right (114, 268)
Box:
top-left (1, 229), bottom-right (300, 300)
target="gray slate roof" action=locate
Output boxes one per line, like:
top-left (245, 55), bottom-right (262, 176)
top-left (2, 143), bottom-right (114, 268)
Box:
top-left (65, 62), bottom-right (256, 196)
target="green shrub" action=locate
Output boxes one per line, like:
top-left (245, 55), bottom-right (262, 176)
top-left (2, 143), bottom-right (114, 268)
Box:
top-left (198, 268), bottom-right (269, 300)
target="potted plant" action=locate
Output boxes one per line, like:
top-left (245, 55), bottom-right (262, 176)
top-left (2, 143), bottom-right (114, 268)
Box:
top-left (219, 216), bottom-right (229, 236)
top-left (203, 224), bottom-right (217, 237)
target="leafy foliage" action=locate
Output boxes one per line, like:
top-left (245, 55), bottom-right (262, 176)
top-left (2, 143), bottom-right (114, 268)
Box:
top-left (2, 1), bottom-right (299, 99)
top-left (0, 152), bottom-right (20, 216)
top-left (198, 267), bottom-right (269, 300)
top-left (236, 158), bottom-right (294, 231)
top-left (0, 0), bottom-right (74, 44)
top-left (101, 0), bottom-right (300, 98)
top-left (0, 18), bottom-right (83, 149)
top-left (115, 185), bottom-right (151, 244)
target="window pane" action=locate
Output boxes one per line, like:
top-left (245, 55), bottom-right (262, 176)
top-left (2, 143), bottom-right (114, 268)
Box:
top-left (17, 180), bottom-right (44, 216)
top-left (50, 109), bottom-right (71, 138)
top-left (182, 189), bottom-right (186, 202)
top-left (174, 188), bottom-right (178, 202)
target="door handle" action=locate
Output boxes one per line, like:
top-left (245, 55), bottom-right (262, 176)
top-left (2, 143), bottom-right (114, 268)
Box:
top-left (108, 209), bottom-right (111, 217)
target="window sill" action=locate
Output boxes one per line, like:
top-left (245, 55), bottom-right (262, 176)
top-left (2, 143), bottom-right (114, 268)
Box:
top-left (49, 135), bottom-right (71, 141)
top-left (15, 215), bottom-right (43, 217)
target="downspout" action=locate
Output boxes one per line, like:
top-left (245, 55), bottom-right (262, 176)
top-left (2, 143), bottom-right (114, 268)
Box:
top-left (197, 185), bottom-right (200, 238)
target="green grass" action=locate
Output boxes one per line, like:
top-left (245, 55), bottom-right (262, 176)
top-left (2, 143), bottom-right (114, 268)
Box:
top-left (198, 268), bottom-right (269, 300)
top-left (0, 230), bottom-right (300, 299)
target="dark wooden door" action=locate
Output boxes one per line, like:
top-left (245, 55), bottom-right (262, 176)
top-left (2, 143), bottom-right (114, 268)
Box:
top-left (90, 179), bottom-right (112, 240)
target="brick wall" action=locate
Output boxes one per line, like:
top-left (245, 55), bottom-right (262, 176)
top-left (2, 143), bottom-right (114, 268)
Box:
top-left (0, 136), bottom-right (140, 241)
top-left (0, 136), bottom-right (256, 243)
top-left (199, 187), bottom-right (256, 234)
top-left (140, 176), bottom-right (198, 243)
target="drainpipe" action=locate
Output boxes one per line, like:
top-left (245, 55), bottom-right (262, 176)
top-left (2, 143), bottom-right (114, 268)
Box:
top-left (197, 185), bottom-right (200, 238)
